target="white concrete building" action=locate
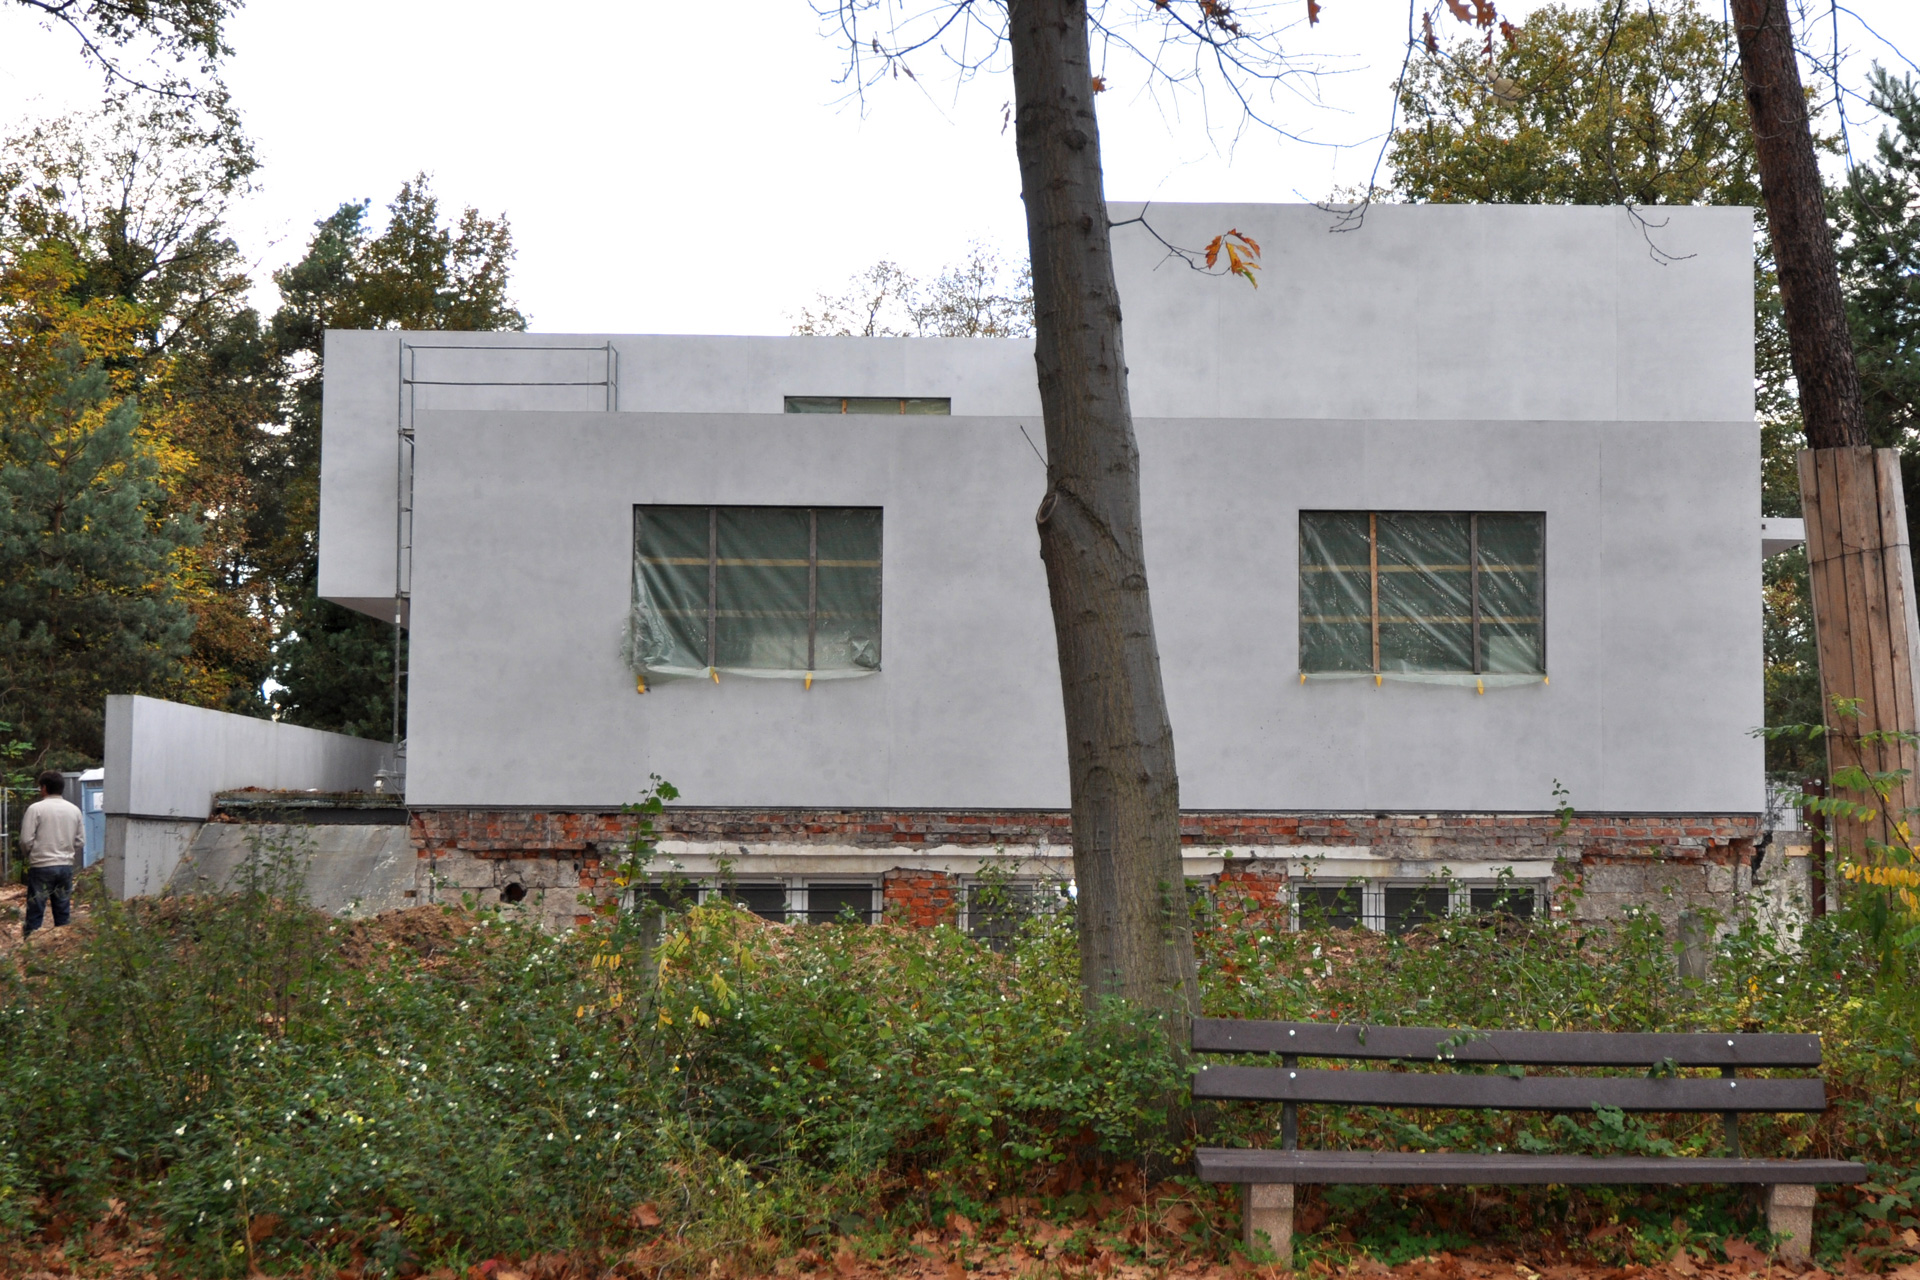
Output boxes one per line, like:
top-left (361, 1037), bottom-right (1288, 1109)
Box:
top-left (314, 202), bottom-right (1794, 933)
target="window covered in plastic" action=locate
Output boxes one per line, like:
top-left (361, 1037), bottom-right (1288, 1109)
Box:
top-left (784, 396), bottom-right (950, 415)
top-left (629, 506), bottom-right (882, 681)
top-left (1299, 511), bottom-right (1544, 681)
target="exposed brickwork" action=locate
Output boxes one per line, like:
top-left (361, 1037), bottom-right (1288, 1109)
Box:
top-left (1213, 865), bottom-right (1289, 915)
top-left (882, 869), bottom-right (959, 926)
top-left (411, 807), bottom-right (1761, 860)
top-left (407, 808), bottom-right (1766, 932)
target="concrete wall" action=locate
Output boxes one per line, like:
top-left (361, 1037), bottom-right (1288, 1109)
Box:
top-left (102, 695), bottom-right (395, 897)
top-left (320, 203), bottom-right (1754, 609)
top-left (403, 410), bottom-right (1760, 813)
top-left (324, 201), bottom-right (1764, 820)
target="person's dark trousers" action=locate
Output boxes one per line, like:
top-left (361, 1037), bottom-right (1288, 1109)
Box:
top-left (24, 865), bottom-right (73, 936)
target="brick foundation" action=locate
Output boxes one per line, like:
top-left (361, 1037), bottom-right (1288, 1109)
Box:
top-left (882, 869), bottom-right (959, 926)
top-left (407, 807), bottom-right (1766, 930)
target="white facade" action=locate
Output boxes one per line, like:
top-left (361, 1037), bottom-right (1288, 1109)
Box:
top-left (319, 203), bottom-right (1765, 820)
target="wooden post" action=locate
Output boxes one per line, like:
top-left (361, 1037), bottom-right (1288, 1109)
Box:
top-left (1798, 447), bottom-right (1920, 864)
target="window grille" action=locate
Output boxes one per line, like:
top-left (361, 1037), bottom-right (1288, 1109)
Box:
top-left (629, 879), bottom-right (878, 925)
top-left (1299, 511), bottom-right (1544, 680)
top-left (716, 882), bottom-right (789, 922)
top-left (964, 880), bottom-right (1065, 951)
top-left (1292, 880), bottom-right (1543, 932)
top-left (1296, 884), bottom-right (1363, 930)
top-left (1384, 885), bottom-right (1449, 934)
top-left (630, 506), bottom-right (882, 680)
top-left (803, 882), bottom-right (877, 924)
top-left (1469, 884), bottom-right (1537, 920)
top-left (784, 396), bottom-right (950, 415)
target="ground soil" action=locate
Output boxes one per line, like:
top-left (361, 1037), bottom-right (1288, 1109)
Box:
top-left (1, 1224), bottom-right (1915, 1280)
top-left (0, 877), bottom-right (95, 966)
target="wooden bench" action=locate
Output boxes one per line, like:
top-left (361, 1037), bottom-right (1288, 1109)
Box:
top-left (1192, 1019), bottom-right (1867, 1265)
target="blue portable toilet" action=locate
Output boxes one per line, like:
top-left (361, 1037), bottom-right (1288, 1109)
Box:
top-left (77, 769), bottom-right (105, 868)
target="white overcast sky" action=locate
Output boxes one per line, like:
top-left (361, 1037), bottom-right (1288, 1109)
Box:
top-left (3, 0), bottom-right (1918, 335)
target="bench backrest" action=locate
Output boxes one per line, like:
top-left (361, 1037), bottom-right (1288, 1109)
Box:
top-left (1194, 1019), bottom-right (1822, 1067)
top-left (1192, 1020), bottom-right (1828, 1115)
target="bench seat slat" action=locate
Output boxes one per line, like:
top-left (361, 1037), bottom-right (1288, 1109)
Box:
top-left (1194, 1148), bottom-right (1868, 1186)
top-left (1193, 1065), bottom-right (1824, 1112)
top-left (1193, 1020), bottom-right (1822, 1068)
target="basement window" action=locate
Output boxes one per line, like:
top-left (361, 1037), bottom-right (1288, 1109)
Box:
top-left (1299, 511), bottom-right (1545, 684)
top-left (629, 506), bottom-right (882, 681)
top-left (784, 396), bottom-right (950, 415)
top-left (964, 880), bottom-right (1068, 952)
top-left (629, 880), bottom-right (878, 925)
top-left (1292, 879), bottom-right (1544, 932)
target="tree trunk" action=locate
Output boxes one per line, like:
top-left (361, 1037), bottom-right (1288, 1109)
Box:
top-left (1734, 0), bottom-right (1920, 869)
top-left (1730, 0), bottom-right (1865, 450)
top-left (1007, 0), bottom-right (1200, 1023)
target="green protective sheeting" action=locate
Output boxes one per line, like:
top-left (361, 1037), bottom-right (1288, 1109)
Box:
top-left (630, 506), bottom-right (710, 672)
top-left (629, 506), bottom-right (882, 681)
top-left (1299, 512), bottom-right (1373, 673)
top-left (782, 396), bottom-right (951, 415)
top-left (1378, 512), bottom-right (1473, 673)
top-left (1477, 513), bottom-right (1544, 674)
top-left (1298, 511), bottom-right (1544, 682)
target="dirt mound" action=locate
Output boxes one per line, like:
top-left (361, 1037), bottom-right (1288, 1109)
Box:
top-left (0, 875), bottom-right (99, 968)
top-left (337, 902), bottom-right (490, 970)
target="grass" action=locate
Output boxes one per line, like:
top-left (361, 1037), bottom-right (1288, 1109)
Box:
top-left (0, 844), bottom-right (1916, 1278)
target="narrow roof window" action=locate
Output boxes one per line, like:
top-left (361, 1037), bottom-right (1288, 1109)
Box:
top-left (785, 396), bottom-right (950, 415)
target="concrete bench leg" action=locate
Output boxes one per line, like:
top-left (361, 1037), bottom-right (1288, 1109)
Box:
top-left (1242, 1183), bottom-right (1294, 1266)
top-left (1766, 1184), bottom-right (1815, 1260)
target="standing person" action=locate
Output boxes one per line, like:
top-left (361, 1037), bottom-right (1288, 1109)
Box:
top-left (19, 772), bottom-right (81, 937)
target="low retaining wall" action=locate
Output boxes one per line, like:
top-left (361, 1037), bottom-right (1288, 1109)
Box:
top-left (103, 695), bottom-right (395, 898)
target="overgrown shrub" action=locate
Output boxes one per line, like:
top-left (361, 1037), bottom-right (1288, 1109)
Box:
top-left (0, 837), bottom-right (1915, 1276)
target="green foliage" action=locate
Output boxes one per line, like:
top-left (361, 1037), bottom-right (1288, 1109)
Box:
top-left (1389, 0), bottom-right (1756, 208)
top-left (1836, 69), bottom-right (1920, 552)
top-left (3, 851), bottom-right (1917, 1275)
top-left (0, 342), bottom-right (198, 764)
top-left (265, 178), bottom-right (525, 738)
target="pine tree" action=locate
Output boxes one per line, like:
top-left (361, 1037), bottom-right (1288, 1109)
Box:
top-left (0, 341), bottom-right (197, 765)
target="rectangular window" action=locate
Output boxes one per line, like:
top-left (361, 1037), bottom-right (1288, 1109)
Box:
top-left (1299, 511), bottom-right (1544, 678)
top-left (964, 881), bottom-right (1065, 952)
top-left (714, 882), bottom-right (789, 922)
top-left (1296, 884), bottom-right (1363, 930)
top-left (804, 882), bottom-right (877, 924)
top-left (1470, 884), bottom-right (1537, 920)
top-left (1384, 885), bottom-right (1449, 934)
top-left (631, 506), bottom-right (882, 678)
top-left (785, 396), bottom-right (950, 415)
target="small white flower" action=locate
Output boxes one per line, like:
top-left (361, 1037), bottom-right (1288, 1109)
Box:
top-left (223, 1179), bottom-right (233, 1192)
top-left (175, 1124), bottom-right (187, 1136)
